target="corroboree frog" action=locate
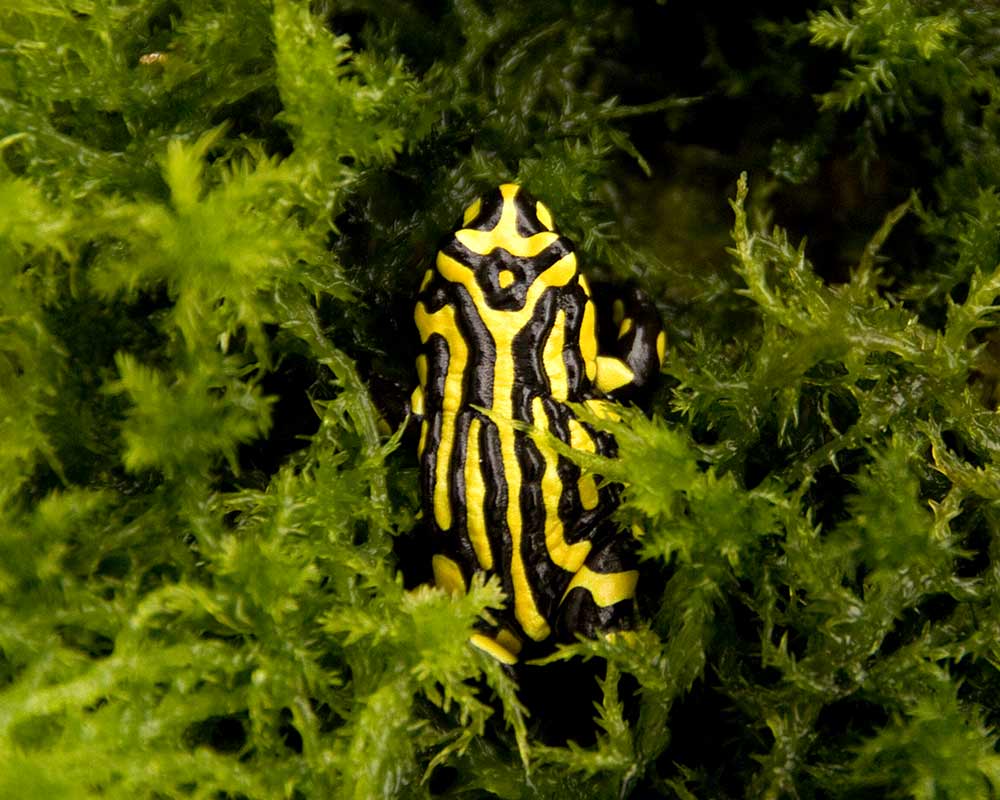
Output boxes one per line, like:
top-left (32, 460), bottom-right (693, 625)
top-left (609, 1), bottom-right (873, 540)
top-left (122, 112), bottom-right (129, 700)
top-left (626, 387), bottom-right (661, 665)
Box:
top-left (411, 184), bottom-right (664, 664)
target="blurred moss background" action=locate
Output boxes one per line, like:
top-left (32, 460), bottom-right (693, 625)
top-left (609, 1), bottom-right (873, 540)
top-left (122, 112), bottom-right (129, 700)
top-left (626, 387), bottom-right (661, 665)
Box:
top-left (3, 1), bottom-right (1000, 798)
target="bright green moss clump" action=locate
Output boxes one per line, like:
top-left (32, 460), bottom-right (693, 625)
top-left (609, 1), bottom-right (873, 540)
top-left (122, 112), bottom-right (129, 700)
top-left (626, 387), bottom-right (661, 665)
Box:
top-left (3, 1), bottom-right (1000, 798)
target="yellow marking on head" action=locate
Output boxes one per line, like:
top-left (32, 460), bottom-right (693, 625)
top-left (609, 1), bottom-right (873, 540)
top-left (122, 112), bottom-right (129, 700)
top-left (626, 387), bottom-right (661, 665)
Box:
top-left (532, 397), bottom-right (592, 574)
top-left (580, 299), bottom-right (598, 382)
top-left (498, 269), bottom-right (515, 288)
top-left (656, 330), bottom-right (667, 364)
top-left (568, 418), bottom-right (599, 510)
top-left (470, 633), bottom-right (518, 664)
top-left (595, 355), bottom-right (635, 394)
top-left (542, 309), bottom-right (568, 400)
top-left (618, 317), bottom-right (633, 339)
top-left (536, 201), bottom-right (554, 230)
top-left (579, 274), bottom-right (592, 297)
top-left (612, 298), bottom-right (624, 326)
top-left (420, 269), bottom-right (434, 292)
top-left (464, 417), bottom-right (493, 569)
top-left (415, 301), bottom-right (469, 531)
top-left (462, 197), bottom-right (482, 226)
top-left (433, 554), bottom-right (466, 594)
top-left (456, 227), bottom-right (558, 258)
top-left (410, 385), bottom-right (425, 417)
top-left (563, 566), bottom-right (638, 607)
top-left (436, 250), bottom-right (578, 303)
top-left (455, 184), bottom-right (559, 258)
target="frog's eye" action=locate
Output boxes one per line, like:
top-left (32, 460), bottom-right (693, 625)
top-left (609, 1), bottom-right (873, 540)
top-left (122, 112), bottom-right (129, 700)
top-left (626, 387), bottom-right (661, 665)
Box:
top-left (535, 201), bottom-right (555, 231)
top-left (462, 197), bottom-right (482, 227)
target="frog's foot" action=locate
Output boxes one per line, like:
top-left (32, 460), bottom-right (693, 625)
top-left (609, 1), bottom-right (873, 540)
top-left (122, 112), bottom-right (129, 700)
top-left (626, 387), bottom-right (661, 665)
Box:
top-left (469, 628), bottom-right (523, 665)
top-left (429, 554), bottom-right (522, 664)
top-left (591, 283), bottom-right (665, 402)
top-left (554, 532), bottom-right (639, 642)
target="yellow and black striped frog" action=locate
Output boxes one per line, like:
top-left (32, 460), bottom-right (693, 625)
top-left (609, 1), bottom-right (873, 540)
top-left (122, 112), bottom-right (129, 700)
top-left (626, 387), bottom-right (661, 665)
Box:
top-left (411, 184), bottom-right (664, 664)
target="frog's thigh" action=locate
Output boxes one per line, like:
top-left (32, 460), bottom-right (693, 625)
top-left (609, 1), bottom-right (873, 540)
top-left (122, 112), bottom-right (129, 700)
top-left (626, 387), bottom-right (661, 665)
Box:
top-left (593, 285), bottom-right (665, 398)
top-left (554, 528), bottom-right (638, 642)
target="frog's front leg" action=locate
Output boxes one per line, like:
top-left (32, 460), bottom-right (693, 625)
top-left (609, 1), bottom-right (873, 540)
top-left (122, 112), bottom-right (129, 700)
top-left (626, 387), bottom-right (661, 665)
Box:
top-left (590, 283), bottom-right (665, 402)
top-left (554, 522), bottom-right (639, 642)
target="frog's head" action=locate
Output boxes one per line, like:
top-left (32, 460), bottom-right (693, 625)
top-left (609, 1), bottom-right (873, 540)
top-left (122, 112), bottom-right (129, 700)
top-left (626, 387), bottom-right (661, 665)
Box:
top-left (457, 183), bottom-right (556, 239)
top-left (437, 184), bottom-right (576, 309)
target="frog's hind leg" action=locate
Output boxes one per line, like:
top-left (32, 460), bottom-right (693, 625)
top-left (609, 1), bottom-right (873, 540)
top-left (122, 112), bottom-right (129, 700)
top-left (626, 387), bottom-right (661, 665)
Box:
top-left (590, 283), bottom-right (665, 402)
top-left (554, 526), bottom-right (639, 642)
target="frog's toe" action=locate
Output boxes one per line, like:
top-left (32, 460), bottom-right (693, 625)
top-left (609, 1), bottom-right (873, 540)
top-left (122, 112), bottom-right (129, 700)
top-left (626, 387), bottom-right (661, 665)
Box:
top-left (469, 629), bottom-right (522, 665)
top-left (591, 283), bottom-right (665, 402)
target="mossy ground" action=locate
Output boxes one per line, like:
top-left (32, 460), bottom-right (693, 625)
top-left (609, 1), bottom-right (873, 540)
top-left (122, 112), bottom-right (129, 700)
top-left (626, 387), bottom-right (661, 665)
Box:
top-left (3, 1), bottom-right (1000, 798)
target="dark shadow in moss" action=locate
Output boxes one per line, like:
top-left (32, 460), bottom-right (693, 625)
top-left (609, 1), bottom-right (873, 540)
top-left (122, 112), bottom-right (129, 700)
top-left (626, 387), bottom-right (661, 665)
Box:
top-left (647, 673), bottom-right (752, 800)
top-left (957, 656), bottom-right (1000, 732)
top-left (878, 593), bottom-right (958, 662)
top-left (393, 519), bottom-right (434, 590)
top-left (0, 648), bottom-right (16, 689)
top-left (802, 448), bottom-right (870, 533)
top-left (232, 348), bottom-right (324, 485)
top-left (210, 86), bottom-right (294, 160)
top-left (10, 713), bottom-right (65, 752)
top-left (427, 764), bottom-right (458, 795)
top-left (19, 287), bottom-right (168, 503)
top-left (139, 562), bottom-right (182, 595)
top-left (57, 625), bottom-right (115, 659)
top-left (517, 657), bottom-right (627, 748)
top-left (952, 502), bottom-right (992, 580)
top-left (278, 707), bottom-right (304, 753)
top-left (184, 713), bottom-right (248, 754)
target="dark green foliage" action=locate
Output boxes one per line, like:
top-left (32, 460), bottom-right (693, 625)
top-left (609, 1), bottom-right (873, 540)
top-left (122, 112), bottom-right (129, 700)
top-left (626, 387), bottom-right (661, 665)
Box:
top-left (3, 0), bottom-right (1000, 797)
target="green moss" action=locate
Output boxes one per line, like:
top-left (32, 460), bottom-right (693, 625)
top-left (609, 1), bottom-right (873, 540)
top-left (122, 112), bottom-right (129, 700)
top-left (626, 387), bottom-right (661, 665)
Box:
top-left (3, 0), bottom-right (1000, 797)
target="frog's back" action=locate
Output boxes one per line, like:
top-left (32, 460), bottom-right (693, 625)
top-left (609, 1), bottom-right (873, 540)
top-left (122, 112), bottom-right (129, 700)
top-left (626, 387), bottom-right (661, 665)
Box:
top-left (413, 185), bottom-right (619, 643)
